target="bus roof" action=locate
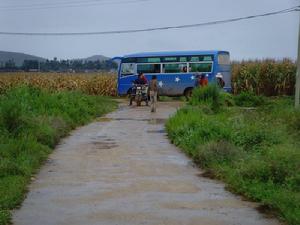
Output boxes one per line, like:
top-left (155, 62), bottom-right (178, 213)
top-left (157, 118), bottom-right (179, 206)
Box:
top-left (122, 50), bottom-right (229, 58)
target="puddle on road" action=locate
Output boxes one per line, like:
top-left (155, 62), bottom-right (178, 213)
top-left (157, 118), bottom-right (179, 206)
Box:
top-left (256, 205), bottom-right (276, 218)
top-left (92, 141), bottom-right (119, 150)
top-left (147, 129), bottom-right (166, 134)
top-left (46, 159), bottom-right (56, 165)
top-left (162, 199), bottom-right (255, 210)
top-left (91, 136), bottom-right (118, 150)
top-left (103, 138), bottom-right (115, 142)
top-left (148, 118), bottom-right (167, 125)
top-left (165, 155), bottom-right (190, 166)
top-left (96, 117), bottom-right (113, 122)
top-left (118, 105), bottom-right (127, 111)
top-left (97, 117), bottom-right (167, 124)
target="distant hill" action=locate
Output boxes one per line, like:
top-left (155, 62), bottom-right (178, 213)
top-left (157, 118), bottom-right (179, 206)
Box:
top-left (0, 51), bottom-right (111, 69)
top-left (81, 55), bottom-right (110, 62)
top-left (0, 51), bottom-right (46, 67)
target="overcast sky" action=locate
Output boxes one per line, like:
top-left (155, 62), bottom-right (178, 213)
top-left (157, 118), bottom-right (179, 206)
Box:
top-left (0, 0), bottom-right (299, 60)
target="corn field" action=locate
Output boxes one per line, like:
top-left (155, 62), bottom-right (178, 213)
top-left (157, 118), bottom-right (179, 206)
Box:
top-left (0, 72), bottom-right (117, 96)
top-left (0, 59), bottom-right (297, 97)
top-left (232, 59), bottom-right (296, 96)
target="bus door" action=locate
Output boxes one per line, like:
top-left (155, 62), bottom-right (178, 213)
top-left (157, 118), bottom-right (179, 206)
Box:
top-left (217, 53), bottom-right (231, 91)
top-left (119, 62), bottom-right (136, 95)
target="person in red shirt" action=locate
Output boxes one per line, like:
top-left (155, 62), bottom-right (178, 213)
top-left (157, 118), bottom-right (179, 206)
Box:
top-left (134, 73), bottom-right (147, 85)
top-left (140, 72), bottom-right (148, 84)
top-left (199, 74), bottom-right (208, 87)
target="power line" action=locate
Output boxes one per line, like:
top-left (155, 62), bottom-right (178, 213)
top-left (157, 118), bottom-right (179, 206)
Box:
top-left (0, 5), bottom-right (299, 36)
top-left (0, 0), bottom-right (121, 8)
top-left (0, 0), bottom-right (152, 11)
top-left (0, 0), bottom-right (150, 11)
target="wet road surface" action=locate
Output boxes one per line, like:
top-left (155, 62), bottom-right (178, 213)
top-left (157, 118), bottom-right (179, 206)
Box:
top-left (13, 101), bottom-right (280, 225)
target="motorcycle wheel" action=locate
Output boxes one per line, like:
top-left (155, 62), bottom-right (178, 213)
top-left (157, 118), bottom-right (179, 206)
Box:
top-left (136, 96), bottom-right (142, 106)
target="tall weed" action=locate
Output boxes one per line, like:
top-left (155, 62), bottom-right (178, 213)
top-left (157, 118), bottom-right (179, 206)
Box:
top-left (190, 84), bottom-right (222, 112)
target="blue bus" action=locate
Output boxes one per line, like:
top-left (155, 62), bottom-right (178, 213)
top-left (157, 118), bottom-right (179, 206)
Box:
top-left (115, 50), bottom-right (231, 97)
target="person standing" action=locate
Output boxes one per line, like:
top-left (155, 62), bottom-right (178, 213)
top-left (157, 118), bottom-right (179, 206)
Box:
top-left (199, 74), bottom-right (208, 87)
top-left (216, 73), bottom-right (225, 88)
top-left (149, 75), bottom-right (158, 112)
top-left (194, 73), bottom-right (201, 87)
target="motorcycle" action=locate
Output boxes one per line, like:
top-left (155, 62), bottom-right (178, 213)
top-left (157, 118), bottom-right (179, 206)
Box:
top-left (130, 84), bottom-right (149, 106)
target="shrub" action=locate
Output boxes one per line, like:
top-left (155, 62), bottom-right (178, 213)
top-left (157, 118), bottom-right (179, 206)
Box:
top-left (0, 211), bottom-right (10, 225)
top-left (234, 91), bottom-right (266, 107)
top-left (220, 92), bottom-right (235, 107)
top-left (194, 140), bottom-right (241, 168)
top-left (290, 110), bottom-right (300, 133)
top-left (266, 146), bottom-right (300, 187)
top-left (232, 124), bottom-right (280, 151)
top-left (236, 145), bottom-right (300, 188)
top-left (190, 84), bottom-right (222, 112)
top-left (166, 107), bottom-right (232, 155)
top-left (0, 100), bottom-right (29, 135)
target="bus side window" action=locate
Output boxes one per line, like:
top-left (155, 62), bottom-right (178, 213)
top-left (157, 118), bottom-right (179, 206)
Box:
top-left (189, 62), bottom-right (213, 73)
top-left (137, 64), bottom-right (161, 74)
top-left (163, 63), bottom-right (187, 73)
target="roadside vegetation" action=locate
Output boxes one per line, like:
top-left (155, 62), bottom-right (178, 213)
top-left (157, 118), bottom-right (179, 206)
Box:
top-left (232, 59), bottom-right (296, 96)
top-left (166, 85), bottom-right (300, 225)
top-left (0, 73), bottom-right (117, 96)
top-left (0, 86), bottom-right (117, 225)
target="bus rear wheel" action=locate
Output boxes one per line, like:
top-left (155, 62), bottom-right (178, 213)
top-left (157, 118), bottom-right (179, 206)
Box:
top-left (184, 88), bottom-right (193, 101)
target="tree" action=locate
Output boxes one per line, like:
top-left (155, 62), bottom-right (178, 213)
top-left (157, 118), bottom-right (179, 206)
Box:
top-left (4, 59), bottom-right (16, 70)
top-left (22, 60), bottom-right (39, 71)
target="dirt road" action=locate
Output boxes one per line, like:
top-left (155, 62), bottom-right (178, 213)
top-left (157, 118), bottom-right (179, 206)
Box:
top-left (13, 102), bottom-right (280, 225)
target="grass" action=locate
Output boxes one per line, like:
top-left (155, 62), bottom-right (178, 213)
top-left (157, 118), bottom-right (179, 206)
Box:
top-left (166, 85), bottom-right (300, 225)
top-left (0, 86), bottom-right (117, 225)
